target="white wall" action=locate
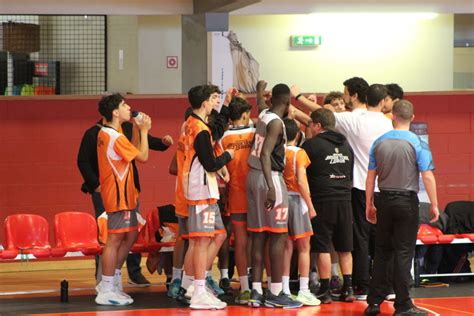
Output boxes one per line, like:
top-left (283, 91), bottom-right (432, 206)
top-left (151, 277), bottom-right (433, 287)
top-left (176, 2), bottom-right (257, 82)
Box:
top-left (107, 16), bottom-right (139, 94)
top-left (229, 13), bottom-right (454, 92)
top-left (137, 16), bottom-right (182, 94)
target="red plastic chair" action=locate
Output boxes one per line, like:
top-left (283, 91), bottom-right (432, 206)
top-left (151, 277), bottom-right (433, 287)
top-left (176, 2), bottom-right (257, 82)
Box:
top-left (3, 214), bottom-right (51, 258)
top-left (417, 224), bottom-right (443, 244)
top-left (52, 211), bottom-right (101, 256)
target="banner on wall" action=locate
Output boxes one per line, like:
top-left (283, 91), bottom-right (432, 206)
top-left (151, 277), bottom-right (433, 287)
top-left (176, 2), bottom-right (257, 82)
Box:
top-left (410, 122), bottom-right (430, 203)
top-left (209, 31), bottom-right (260, 105)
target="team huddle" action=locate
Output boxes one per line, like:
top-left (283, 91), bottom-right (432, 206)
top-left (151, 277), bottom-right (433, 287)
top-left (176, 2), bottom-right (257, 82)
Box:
top-left (91, 77), bottom-right (439, 316)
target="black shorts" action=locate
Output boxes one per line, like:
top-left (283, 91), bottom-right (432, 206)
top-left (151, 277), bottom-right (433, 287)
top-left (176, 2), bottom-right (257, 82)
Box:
top-left (310, 200), bottom-right (353, 253)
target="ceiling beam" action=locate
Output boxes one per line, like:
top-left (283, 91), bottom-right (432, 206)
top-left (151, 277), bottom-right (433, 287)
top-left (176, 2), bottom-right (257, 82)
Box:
top-left (193, 0), bottom-right (261, 14)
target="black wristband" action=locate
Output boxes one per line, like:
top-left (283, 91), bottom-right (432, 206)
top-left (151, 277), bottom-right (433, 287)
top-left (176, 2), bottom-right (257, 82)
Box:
top-left (295, 93), bottom-right (302, 100)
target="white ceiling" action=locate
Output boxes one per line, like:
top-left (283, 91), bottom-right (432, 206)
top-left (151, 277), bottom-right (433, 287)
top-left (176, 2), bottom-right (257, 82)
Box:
top-left (0, 0), bottom-right (472, 15)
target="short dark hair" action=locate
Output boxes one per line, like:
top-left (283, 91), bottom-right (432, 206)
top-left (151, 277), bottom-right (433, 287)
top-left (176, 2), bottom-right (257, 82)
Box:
top-left (385, 83), bottom-right (404, 100)
top-left (229, 96), bottom-right (252, 121)
top-left (343, 77), bottom-right (369, 103)
top-left (283, 118), bottom-right (299, 142)
top-left (310, 108), bottom-right (335, 131)
top-left (323, 91), bottom-right (344, 105)
top-left (98, 93), bottom-right (124, 121)
top-left (393, 100), bottom-right (414, 122)
top-left (188, 84), bottom-right (221, 109)
top-left (271, 83), bottom-right (291, 106)
top-left (367, 84), bottom-right (388, 107)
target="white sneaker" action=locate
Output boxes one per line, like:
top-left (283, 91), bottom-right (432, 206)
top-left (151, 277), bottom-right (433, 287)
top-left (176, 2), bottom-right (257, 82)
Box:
top-left (190, 291), bottom-right (227, 310)
top-left (296, 289), bottom-right (321, 306)
top-left (185, 285), bottom-right (194, 299)
top-left (114, 277), bottom-right (132, 300)
top-left (95, 288), bottom-right (133, 305)
top-left (96, 282), bottom-right (133, 304)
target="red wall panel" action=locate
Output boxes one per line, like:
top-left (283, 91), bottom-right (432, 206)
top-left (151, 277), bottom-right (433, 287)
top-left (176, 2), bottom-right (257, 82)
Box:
top-left (0, 92), bottom-right (473, 244)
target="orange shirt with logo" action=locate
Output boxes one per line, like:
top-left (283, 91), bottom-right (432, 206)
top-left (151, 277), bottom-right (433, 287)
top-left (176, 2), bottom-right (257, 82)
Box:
top-left (218, 126), bottom-right (256, 214)
top-left (97, 126), bottom-right (139, 213)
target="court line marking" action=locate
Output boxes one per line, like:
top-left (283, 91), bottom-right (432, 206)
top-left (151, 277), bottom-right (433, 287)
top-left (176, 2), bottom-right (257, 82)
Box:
top-left (416, 302), bottom-right (474, 315)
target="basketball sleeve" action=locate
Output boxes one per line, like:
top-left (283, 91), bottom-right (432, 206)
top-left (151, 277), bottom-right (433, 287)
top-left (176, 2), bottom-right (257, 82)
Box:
top-left (114, 134), bottom-right (140, 162)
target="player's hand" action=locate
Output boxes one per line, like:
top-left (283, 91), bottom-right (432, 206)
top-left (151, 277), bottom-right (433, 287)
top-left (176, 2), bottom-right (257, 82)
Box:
top-left (429, 206), bottom-right (440, 223)
top-left (138, 113), bottom-right (152, 131)
top-left (223, 87), bottom-right (237, 106)
top-left (288, 104), bottom-right (296, 119)
top-left (162, 135), bottom-right (174, 146)
top-left (257, 80), bottom-right (267, 94)
top-left (264, 187), bottom-right (276, 211)
top-left (309, 206), bottom-right (317, 219)
top-left (290, 85), bottom-right (301, 98)
top-left (307, 94), bottom-right (317, 102)
top-left (366, 204), bottom-right (377, 224)
top-left (226, 148), bottom-right (235, 159)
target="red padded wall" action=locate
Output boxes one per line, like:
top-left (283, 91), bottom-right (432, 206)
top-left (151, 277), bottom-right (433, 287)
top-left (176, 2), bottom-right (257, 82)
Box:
top-left (0, 92), bottom-right (473, 244)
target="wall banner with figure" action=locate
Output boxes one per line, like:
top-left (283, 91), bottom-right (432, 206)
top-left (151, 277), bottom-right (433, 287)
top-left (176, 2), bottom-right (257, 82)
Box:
top-left (209, 31), bottom-right (260, 107)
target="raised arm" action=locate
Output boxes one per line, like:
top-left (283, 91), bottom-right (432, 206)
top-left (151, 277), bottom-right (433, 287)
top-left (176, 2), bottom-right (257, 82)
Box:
top-left (290, 84), bottom-right (322, 112)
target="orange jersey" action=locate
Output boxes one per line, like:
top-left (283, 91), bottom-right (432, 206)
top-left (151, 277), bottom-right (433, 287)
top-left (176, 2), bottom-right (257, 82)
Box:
top-left (283, 145), bottom-right (311, 193)
top-left (97, 126), bottom-right (139, 213)
top-left (175, 130), bottom-right (187, 217)
top-left (218, 126), bottom-right (256, 213)
top-left (182, 115), bottom-right (219, 205)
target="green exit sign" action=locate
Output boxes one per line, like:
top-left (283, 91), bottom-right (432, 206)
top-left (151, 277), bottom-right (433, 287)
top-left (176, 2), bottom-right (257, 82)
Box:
top-left (291, 35), bottom-right (321, 47)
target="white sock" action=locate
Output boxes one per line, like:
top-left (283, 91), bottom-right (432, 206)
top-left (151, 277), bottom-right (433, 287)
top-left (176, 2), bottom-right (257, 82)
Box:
top-left (282, 276), bottom-right (291, 295)
top-left (172, 267), bottom-right (183, 281)
top-left (300, 277), bottom-right (309, 291)
top-left (267, 276), bottom-right (271, 289)
top-left (252, 282), bottom-right (263, 294)
top-left (270, 282), bottom-right (283, 296)
top-left (114, 269), bottom-right (122, 282)
top-left (182, 272), bottom-right (194, 290)
top-left (194, 279), bottom-right (206, 295)
top-left (331, 264), bottom-right (339, 277)
top-left (101, 275), bottom-right (114, 291)
top-left (220, 268), bottom-right (229, 280)
top-left (240, 275), bottom-right (249, 292)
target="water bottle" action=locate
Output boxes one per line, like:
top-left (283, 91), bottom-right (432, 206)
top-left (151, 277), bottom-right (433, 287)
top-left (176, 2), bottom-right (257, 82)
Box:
top-left (132, 111), bottom-right (144, 124)
top-left (60, 279), bottom-right (69, 302)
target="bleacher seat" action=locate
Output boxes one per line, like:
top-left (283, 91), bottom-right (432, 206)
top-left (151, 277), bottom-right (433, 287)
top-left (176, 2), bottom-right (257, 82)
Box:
top-left (3, 214), bottom-right (51, 259)
top-left (52, 211), bottom-right (101, 256)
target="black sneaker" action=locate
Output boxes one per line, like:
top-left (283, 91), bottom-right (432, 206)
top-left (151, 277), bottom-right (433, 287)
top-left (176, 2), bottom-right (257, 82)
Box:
top-left (248, 289), bottom-right (265, 308)
top-left (332, 287), bottom-right (355, 302)
top-left (365, 304), bottom-right (381, 315)
top-left (316, 289), bottom-right (332, 304)
top-left (219, 278), bottom-right (234, 295)
top-left (394, 306), bottom-right (428, 316)
top-left (176, 287), bottom-right (190, 305)
top-left (264, 291), bottom-right (303, 309)
top-left (128, 273), bottom-right (151, 287)
top-left (354, 287), bottom-right (368, 301)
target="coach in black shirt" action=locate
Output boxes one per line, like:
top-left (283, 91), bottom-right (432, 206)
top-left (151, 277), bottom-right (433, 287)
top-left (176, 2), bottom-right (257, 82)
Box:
top-left (302, 108), bottom-right (355, 303)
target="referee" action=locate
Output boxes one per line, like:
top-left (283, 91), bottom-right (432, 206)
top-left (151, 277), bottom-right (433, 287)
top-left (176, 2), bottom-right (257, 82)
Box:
top-left (364, 100), bottom-right (439, 316)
